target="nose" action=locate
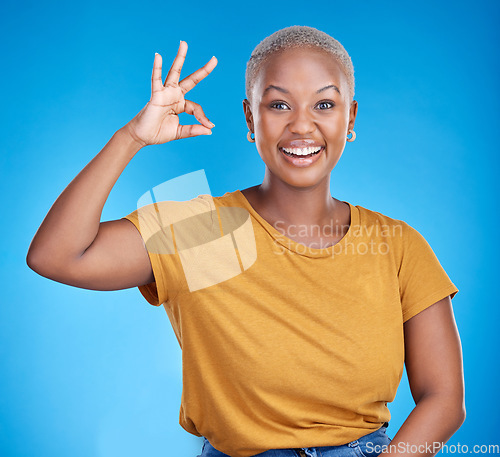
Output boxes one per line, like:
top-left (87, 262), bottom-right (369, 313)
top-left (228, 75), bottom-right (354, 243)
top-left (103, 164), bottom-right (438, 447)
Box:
top-left (288, 107), bottom-right (316, 135)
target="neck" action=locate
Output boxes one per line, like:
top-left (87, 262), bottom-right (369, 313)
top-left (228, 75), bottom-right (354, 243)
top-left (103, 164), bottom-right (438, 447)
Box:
top-left (252, 175), bottom-right (342, 228)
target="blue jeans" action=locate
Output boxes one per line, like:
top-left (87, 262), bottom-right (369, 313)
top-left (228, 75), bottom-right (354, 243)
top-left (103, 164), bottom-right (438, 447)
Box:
top-left (198, 423), bottom-right (392, 457)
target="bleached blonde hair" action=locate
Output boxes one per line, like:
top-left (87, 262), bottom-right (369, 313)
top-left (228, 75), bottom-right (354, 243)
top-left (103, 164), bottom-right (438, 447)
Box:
top-left (245, 25), bottom-right (355, 104)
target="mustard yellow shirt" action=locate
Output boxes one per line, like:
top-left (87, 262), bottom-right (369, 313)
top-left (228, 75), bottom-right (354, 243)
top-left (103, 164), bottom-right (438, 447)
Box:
top-left (123, 189), bottom-right (458, 457)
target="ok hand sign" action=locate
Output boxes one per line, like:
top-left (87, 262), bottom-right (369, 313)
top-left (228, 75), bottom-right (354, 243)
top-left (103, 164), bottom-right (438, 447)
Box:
top-left (124, 41), bottom-right (217, 147)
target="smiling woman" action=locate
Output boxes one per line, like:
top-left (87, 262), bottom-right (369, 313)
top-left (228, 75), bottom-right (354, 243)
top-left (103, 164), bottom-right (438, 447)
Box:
top-left (26, 25), bottom-right (465, 457)
top-left (243, 45), bottom-right (357, 184)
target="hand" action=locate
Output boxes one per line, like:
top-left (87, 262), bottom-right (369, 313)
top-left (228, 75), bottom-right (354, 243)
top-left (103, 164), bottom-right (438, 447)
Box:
top-left (123, 41), bottom-right (217, 147)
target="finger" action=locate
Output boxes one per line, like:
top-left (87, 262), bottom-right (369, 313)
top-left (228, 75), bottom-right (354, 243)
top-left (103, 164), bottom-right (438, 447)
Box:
top-left (164, 41), bottom-right (187, 86)
top-left (184, 99), bottom-right (215, 128)
top-left (152, 53), bottom-right (163, 94)
top-left (179, 56), bottom-right (218, 94)
top-left (176, 123), bottom-right (212, 140)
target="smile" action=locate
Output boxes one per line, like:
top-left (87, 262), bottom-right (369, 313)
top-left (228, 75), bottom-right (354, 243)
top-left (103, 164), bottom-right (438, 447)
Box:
top-left (279, 146), bottom-right (324, 168)
top-left (281, 146), bottom-right (323, 158)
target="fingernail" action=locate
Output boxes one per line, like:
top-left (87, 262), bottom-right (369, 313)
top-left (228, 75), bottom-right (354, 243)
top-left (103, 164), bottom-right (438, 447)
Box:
top-left (210, 122), bottom-right (215, 127)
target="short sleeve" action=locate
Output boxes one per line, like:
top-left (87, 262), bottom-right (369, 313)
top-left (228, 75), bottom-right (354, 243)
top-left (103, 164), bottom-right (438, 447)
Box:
top-left (122, 202), bottom-right (173, 306)
top-left (398, 221), bottom-right (458, 323)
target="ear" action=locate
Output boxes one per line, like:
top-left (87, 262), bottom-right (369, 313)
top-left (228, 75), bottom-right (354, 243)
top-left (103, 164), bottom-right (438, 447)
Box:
top-left (348, 100), bottom-right (358, 132)
top-left (242, 99), bottom-right (254, 132)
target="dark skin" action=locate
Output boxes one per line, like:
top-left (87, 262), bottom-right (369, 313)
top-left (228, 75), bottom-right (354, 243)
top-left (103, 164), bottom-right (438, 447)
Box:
top-left (26, 42), bottom-right (216, 290)
top-left (243, 47), bottom-right (465, 454)
top-left (241, 46), bottom-right (357, 249)
top-left (27, 41), bottom-right (465, 455)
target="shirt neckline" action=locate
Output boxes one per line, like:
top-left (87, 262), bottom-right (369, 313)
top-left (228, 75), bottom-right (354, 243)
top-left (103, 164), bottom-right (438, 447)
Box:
top-left (232, 189), bottom-right (359, 258)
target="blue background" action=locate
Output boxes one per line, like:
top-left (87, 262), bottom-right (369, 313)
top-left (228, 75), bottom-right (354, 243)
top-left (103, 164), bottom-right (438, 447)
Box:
top-left (1, 0), bottom-right (498, 455)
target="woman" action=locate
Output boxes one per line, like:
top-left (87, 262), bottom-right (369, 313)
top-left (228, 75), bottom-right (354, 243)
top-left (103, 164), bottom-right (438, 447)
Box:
top-left (27, 26), bottom-right (465, 457)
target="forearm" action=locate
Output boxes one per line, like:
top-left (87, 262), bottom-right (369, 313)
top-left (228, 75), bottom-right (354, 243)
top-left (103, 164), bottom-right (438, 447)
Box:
top-left (27, 44), bottom-right (216, 276)
top-left (27, 127), bottom-right (142, 268)
top-left (380, 394), bottom-right (465, 457)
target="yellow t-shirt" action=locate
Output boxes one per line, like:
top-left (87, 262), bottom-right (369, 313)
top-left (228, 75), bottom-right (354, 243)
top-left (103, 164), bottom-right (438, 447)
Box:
top-left (123, 189), bottom-right (458, 457)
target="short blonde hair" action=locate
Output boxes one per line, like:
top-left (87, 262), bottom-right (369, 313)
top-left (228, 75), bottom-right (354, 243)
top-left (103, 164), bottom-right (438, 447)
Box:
top-left (245, 25), bottom-right (355, 104)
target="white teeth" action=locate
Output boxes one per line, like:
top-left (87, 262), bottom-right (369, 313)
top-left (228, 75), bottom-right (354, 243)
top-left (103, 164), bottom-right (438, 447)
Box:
top-left (282, 146), bottom-right (322, 156)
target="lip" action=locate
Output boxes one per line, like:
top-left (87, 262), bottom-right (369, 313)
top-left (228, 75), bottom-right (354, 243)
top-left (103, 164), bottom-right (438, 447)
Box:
top-left (279, 146), bottom-right (324, 168)
top-left (280, 139), bottom-right (324, 149)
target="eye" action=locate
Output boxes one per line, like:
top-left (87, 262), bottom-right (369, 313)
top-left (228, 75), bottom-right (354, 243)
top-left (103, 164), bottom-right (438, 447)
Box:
top-left (270, 101), bottom-right (290, 110)
top-left (316, 100), bottom-right (335, 110)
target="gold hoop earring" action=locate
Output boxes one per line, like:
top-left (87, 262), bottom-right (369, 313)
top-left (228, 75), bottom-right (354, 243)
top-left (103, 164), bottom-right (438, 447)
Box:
top-left (346, 129), bottom-right (356, 142)
top-left (247, 131), bottom-right (255, 143)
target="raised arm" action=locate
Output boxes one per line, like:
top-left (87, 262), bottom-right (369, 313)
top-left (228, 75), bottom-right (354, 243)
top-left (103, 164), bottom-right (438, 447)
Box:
top-left (26, 41), bottom-right (217, 291)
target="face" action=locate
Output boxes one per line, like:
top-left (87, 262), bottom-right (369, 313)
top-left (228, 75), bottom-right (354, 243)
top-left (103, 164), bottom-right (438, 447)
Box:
top-left (243, 46), bottom-right (358, 189)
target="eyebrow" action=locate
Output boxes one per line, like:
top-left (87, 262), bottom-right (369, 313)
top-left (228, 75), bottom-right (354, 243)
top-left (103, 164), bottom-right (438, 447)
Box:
top-left (263, 85), bottom-right (289, 95)
top-left (263, 84), bottom-right (341, 95)
top-left (317, 84), bottom-right (341, 94)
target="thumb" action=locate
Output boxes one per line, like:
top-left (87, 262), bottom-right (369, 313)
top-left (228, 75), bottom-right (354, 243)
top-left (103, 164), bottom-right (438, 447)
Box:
top-left (176, 124), bottom-right (213, 140)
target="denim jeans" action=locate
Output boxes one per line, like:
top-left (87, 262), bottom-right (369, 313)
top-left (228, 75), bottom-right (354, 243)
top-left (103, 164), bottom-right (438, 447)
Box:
top-left (198, 423), bottom-right (392, 457)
